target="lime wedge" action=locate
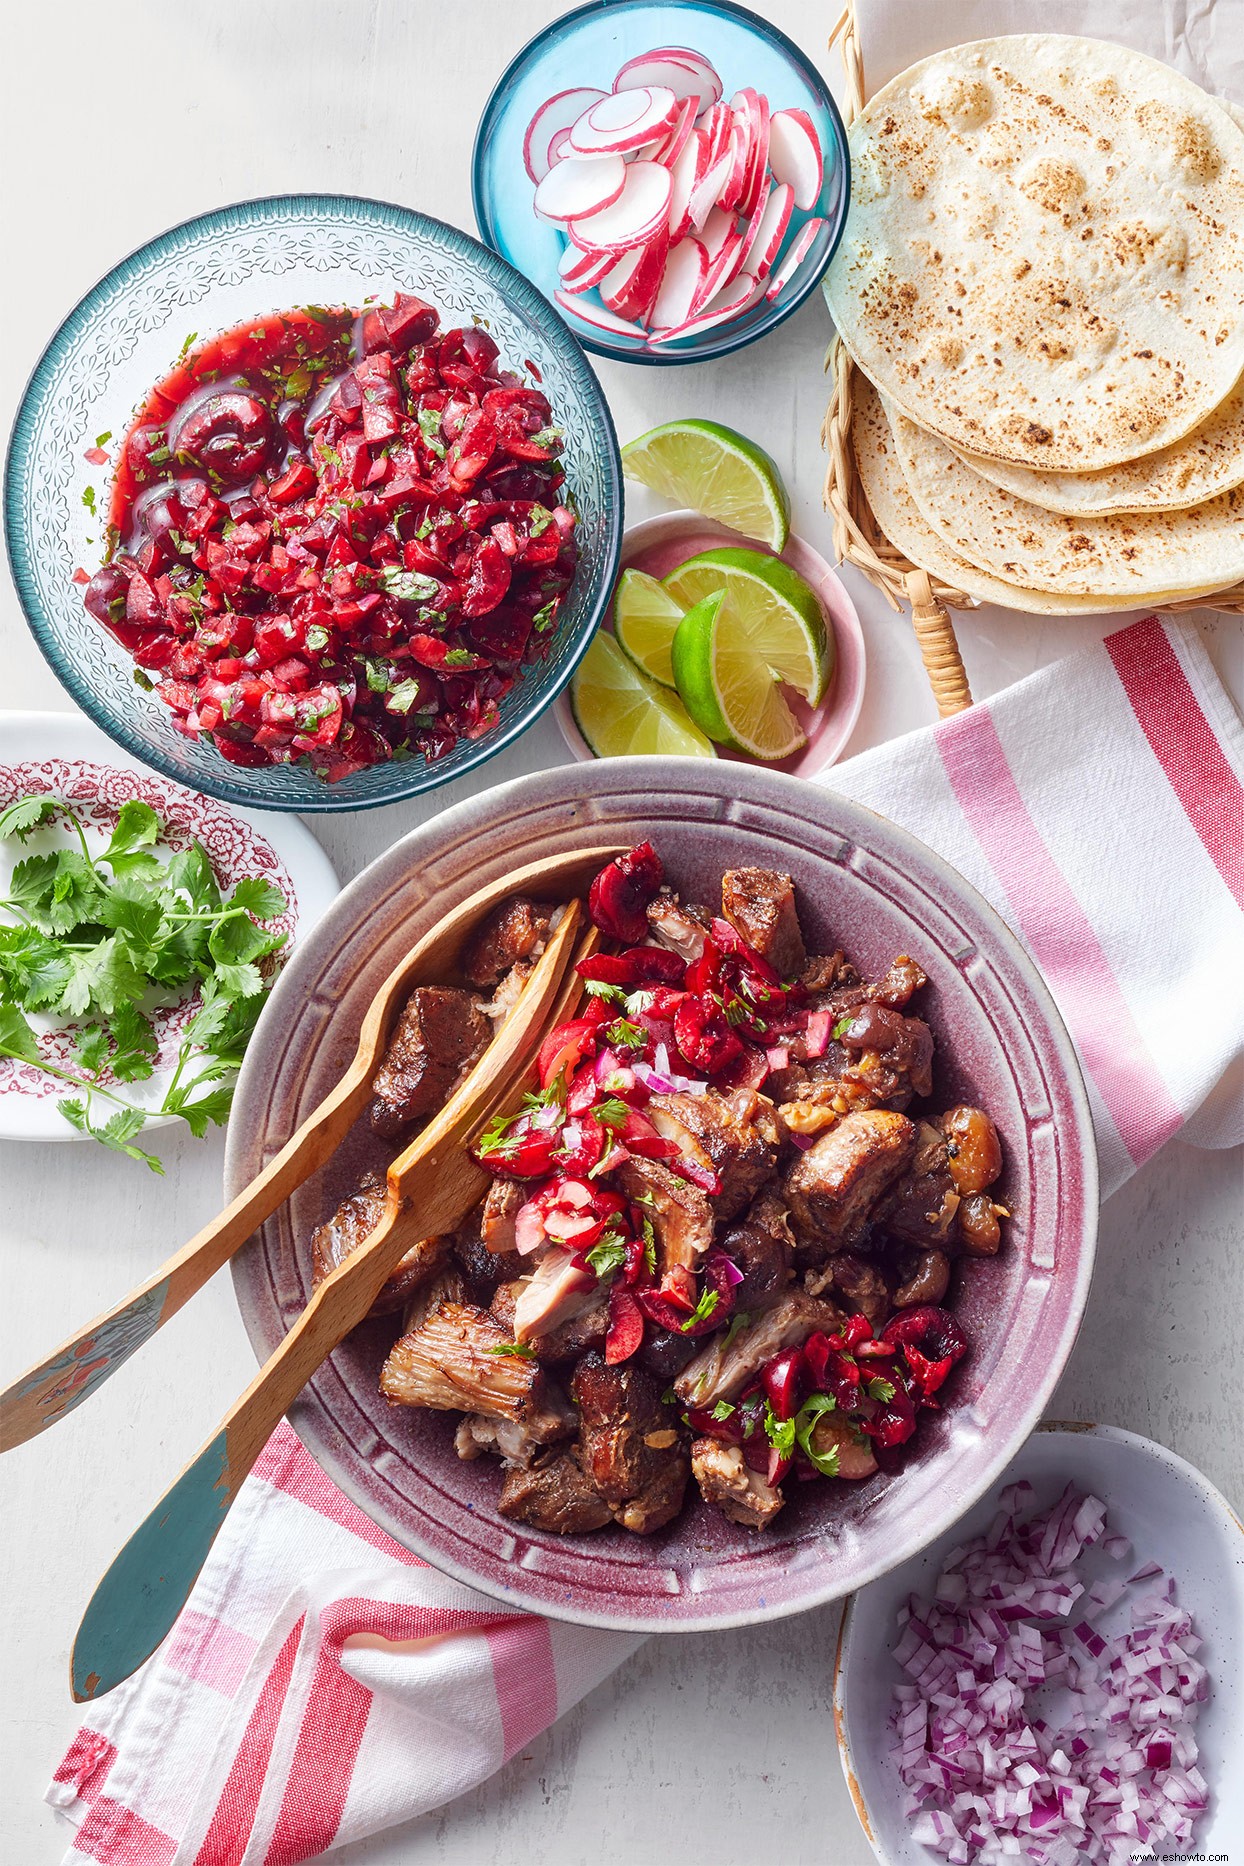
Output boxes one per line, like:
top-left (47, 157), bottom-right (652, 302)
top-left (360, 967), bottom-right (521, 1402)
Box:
top-left (613, 568), bottom-right (684, 688)
top-left (662, 547), bottom-right (832, 707)
top-left (621, 419), bottom-right (791, 551)
top-left (671, 589), bottom-right (808, 760)
top-left (571, 631), bottom-right (716, 759)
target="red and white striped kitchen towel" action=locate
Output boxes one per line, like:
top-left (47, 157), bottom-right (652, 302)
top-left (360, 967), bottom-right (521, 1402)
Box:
top-left (48, 615), bottom-right (1243, 1865)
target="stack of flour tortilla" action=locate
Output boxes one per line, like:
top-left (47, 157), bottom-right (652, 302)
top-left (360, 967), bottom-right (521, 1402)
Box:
top-left (824, 34), bottom-right (1244, 613)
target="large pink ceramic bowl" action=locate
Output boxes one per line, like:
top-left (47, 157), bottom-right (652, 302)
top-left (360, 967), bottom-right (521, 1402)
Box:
top-left (226, 762), bottom-right (1098, 1632)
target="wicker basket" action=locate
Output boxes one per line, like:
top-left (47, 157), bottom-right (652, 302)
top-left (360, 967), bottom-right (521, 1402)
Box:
top-left (819, 2), bottom-right (1244, 718)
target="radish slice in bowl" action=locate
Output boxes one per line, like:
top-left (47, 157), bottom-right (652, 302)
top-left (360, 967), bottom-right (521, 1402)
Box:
top-left (569, 86), bottom-right (678, 155)
top-left (600, 232), bottom-right (669, 324)
top-left (553, 289), bottom-right (647, 340)
top-left (568, 161), bottom-right (672, 253)
top-left (534, 152), bottom-right (627, 224)
top-left (650, 270), bottom-right (760, 344)
top-left (614, 46), bottom-right (723, 114)
top-left (522, 86), bottom-right (607, 183)
top-left (740, 181), bottom-right (794, 282)
top-left (767, 107), bottom-right (824, 210)
top-left (764, 216), bottom-right (826, 299)
top-left (558, 243), bottom-right (615, 292)
top-left (650, 237), bottom-right (709, 330)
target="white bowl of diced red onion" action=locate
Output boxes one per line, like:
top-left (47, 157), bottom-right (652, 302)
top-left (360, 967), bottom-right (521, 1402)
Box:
top-left (472, 0), bottom-right (849, 363)
top-left (833, 1423), bottom-right (1244, 1866)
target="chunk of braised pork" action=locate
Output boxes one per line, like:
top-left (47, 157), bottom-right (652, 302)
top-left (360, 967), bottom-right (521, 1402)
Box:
top-left (311, 1169), bottom-right (446, 1316)
top-left (720, 867), bottom-right (806, 979)
top-left (645, 888), bottom-right (709, 962)
top-left (646, 1088), bottom-right (781, 1222)
top-left (691, 1438), bottom-right (785, 1530)
top-left (820, 954), bottom-right (928, 1014)
top-left (480, 1177), bottom-right (524, 1253)
top-left (509, 1247), bottom-right (600, 1344)
top-left (616, 1156), bottom-right (713, 1280)
top-left (455, 1412), bottom-right (556, 1471)
top-left (369, 985), bottom-right (490, 1137)
top-left (893, 1248), bottom-right (951, 1309)
top-left (572, 1352), bottom-right (688, 1530)
top-left (805, 1251), bottom-right (892, 1332)
top-left (461, 896), bottom-right (555, 989)
top-left (674, 1290), bottom-right (844, 1407)
top-left (799, 950), bottom-right (855, 996)
top-left (380, 1299), bottom-right (573, 1443)
top-left (878, 1121), bottom-right (961, 1248)
top-left (721, 1189), bottom-right (795, 1313)
top-left (490, 1275), bottom-right (608, 1363)
top-left (496, 1447), bottom-right (614, 1534)
top-left (783, 1110), bottom-right (917, 1256)
top-left (452, 1224), bottom-right (523, 1303)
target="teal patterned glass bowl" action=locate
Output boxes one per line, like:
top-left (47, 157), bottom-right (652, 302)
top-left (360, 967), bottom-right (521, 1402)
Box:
top-left (3, 195), bottom-right (623, 813)
top-left (472, 0), bottom-right (850, 365)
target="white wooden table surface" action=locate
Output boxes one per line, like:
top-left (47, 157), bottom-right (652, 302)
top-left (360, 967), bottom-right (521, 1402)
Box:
top-left (1, 4), bottom-right (1241, 1862)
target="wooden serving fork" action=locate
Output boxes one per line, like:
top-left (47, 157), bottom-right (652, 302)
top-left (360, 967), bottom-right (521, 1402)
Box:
top-left (0, 846), bottom-right (621, 1454)
top-left (70, 899), bottom-right (590, 1702)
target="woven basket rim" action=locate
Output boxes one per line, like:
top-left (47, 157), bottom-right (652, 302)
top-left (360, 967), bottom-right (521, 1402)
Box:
top-left (820, 4), bottom-right (1244, 620)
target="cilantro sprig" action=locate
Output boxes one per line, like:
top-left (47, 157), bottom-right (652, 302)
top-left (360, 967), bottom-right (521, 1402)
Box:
top-left (0, 796), bottom-right (287, 1170)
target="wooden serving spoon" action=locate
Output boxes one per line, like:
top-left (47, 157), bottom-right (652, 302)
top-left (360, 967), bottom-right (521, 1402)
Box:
top-left (0, 845), bottom-right (621, 1455)
top-left (70, 900), bottom-right (589, 1702)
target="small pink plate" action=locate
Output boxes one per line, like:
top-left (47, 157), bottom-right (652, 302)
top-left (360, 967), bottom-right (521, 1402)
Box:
top-left (554, 509), bottom-right (866, 775)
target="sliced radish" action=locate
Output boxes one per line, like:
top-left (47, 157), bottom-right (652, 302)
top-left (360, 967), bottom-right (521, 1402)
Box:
top-left (614, 47), bottom-right (722, 113)
top-left (735, 171), bottom-right (772, 269)
top-left (554, 289), bottom-right (647, 340)
top-left (523, 87), bottom-right (607, 184)
top-left (741, 180), bottom-right (794, 281)
top-left (686, 152), bottom-right (732, 231)
top-left (698, 205), bottom-right (733, 263)
top-left (569, 86), bottom-right (678, 155)
top-left (667, 128), bottom-right (711, 239)
top-left (700, 100), bottom-right (733, 167)
top-left (650, 271), bottom-right (760, 344)
top-left (651, 237), bottom-right (710, 329)
top-left (764, 217), bottom-right (828, 299)
top-left (718, 111), bottom-right (750, 214)
top-left (690, 230), bottom-right (744, 314)
top-left (558, 243), bottom-right (616, 292)
top-left (546, 126), bottom-right (575, 169)
top-left (601, 230), bottom-right (669, 324)
top-left (568, 160), bottom-right (673, 251)
top-left (654, 94), bottom-right (697, 168)
top-left (737, 91), bottom-right (770, 220)
top-left (767, 108), bottom-right (824, 210)
top-left (534, 152), bottom-right (627, 225)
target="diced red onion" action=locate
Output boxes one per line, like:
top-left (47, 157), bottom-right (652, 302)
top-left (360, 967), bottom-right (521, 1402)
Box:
top-left (887, 1485), bottom-right (1211, 1864)
top-left (804, 1009), bottom-right (832, 1057)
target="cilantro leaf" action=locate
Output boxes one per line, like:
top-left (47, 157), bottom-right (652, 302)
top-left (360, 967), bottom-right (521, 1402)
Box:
top-left (108, 1001), bottom-right (158, 1082)
top-left (58, 1098), bottom-right (165, 1173)
top-left (679, 1288), bottom-right (720, 1333)
top-left (592, 1096), bottom-right (631, 1132)
top-left (488, 1342), bottom-right (536, 1359)
top-left (794, 1393), bottom-right (841, 1476)
top-left (866, 1376), bottom-right (896, 1403)
top-left (763, 1403), bottom-right (797, 1458)
top-left (0, 796), bottom-right (64, 841)
top-left (0, 1002), bottom-right (42, 1065)
top-left (72, 1024), bottom-right (112, 1076)
top-left (832, 1015), bottom-right (855, 1041)
top-left (227, 877), bottom-right (286, 921)
top-left (710, 1400), bottom-right (736, 1423)
top-left (104, 800), bottom-right (160, 864)
top-left (0, 925), bottom-right (73, 1009)
top-left (210, 960), bottom-right (265, 1001)
top-left (58, 935), bottom-right (148, 1019)
top-left (584, 1234), bottom-right (627, 1279)
top-left (95, 874), bottom-right (164, 949)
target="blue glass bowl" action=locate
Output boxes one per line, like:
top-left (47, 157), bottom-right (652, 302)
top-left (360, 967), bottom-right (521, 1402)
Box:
top-left (4, 195), bottom-right (623, 813)
top-left (472, 0), bottom-right (849, 366)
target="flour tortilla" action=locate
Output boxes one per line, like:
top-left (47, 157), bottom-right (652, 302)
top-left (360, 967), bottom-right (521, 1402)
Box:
top-left (825, 35), bottom-right (1244, 471)
top-left (889, 400), bottom-right (1244, 596)
top-left (851, 379), bottom-right (1234, 615)
top-left (949, 373), bottom-right (1244, 515)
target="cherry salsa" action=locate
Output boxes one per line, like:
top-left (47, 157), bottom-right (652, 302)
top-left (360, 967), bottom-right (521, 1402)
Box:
top-left (83, 297), bottom-right (578, 780)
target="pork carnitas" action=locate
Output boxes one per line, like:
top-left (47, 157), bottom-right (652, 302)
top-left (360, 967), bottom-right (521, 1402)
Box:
top-left (315, 842), bottom-right (1006, 1537)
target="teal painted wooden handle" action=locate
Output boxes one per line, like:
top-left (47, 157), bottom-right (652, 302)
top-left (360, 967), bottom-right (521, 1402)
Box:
top-left (72, 1433), bottom-right (233, 1701)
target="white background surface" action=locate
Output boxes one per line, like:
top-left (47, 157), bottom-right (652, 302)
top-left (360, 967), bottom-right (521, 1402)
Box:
top-left (1, 4), bottom-right (1241, 1863)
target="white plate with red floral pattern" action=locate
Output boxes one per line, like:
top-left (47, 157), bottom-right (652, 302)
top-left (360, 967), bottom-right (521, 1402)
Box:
top-left (0, 710), bottom-right (339, 1141)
